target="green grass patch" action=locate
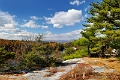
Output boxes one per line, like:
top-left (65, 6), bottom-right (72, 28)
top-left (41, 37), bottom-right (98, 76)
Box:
top-left (62, 49), bottom-right (88, 60)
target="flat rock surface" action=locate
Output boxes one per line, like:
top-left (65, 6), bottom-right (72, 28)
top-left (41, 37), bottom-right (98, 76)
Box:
top-left (23, 58), bottom-right (84, 80)
top-left (0, 57), bottom-right (120, 80)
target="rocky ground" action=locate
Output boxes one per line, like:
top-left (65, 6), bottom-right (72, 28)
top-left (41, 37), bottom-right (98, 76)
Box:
top-left (0, 57), bottom-right (120, 80)
top-left (59, 57), bottom-right (120, 80)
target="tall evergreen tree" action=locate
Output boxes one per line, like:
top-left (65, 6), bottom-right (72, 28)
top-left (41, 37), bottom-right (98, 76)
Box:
top-left (82, 0), bottom-right (120, 54)
top-left (81, 26), bottom-right (96, 55)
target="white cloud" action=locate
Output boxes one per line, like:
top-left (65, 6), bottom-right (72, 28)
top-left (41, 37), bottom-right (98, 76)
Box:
top-left (0, 32), bottom-right (10, 39)
top-left (41, 25), bottom-right (49, 29)
top-left (84, 14), bottom-right (88, 18)
top-left (21, 20), bottom-right (40, 28)
top-left (0, 10), bottom-right (82, 41)
top-left (47, 8), bottom-right (53, 10)
top-left (84, 8), bottom-right (87, 12)
top-left (14, 30), bottom-right (36, 38)
top-left (44, 29), bottom-right (82, 40)
top-left (22, 16), bottom-right (47, 29)
top-left (21, 19), bottom-right (49, 29)
top-left (30, 16), bottom-right (39, 20)
top-left (0, 29), bottom-right (37, 40)
top-left (30, 16), bottom-right (42, 20)
top-left (70, 0), bottom-right (85, 6)
top-left (84, 6), bottom-right (90, 11)
top-left (10, 30), bottom-right (37, 40)
top-left (0, 11), bottom-right (19, 32)
top-left (45, 9), bottom-right (83, 28)
top-left (0, 11), bottom-right (39, 40)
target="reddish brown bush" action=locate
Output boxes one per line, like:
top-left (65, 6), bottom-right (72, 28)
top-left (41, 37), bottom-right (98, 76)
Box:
top-left (59, 63), bottom-right (93, 80)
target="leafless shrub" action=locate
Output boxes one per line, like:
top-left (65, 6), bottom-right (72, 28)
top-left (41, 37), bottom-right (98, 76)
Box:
top-left (59, 63), bottom-right (94, 80)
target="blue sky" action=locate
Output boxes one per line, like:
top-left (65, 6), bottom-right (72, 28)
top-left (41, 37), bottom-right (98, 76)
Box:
top-left (0, 0), bottom-right (101, 40)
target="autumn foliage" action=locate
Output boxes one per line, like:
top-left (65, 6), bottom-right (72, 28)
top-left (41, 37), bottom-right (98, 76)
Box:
top-left (0, 38), bottom-right (64, 73)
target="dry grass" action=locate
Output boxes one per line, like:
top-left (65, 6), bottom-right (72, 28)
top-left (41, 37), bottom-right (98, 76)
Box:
top-left (83, 57), bottom-right (120, 73)
top-left (59, 63), bottom-right (93, 80)
top-left (59, 57), bottom-right (120, 80)
top-left (0, 74), bottom-right (27, 80)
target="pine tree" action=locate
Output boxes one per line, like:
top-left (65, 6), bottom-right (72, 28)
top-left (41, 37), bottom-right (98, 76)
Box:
top-left (82, 0), bottom-right (120, 55)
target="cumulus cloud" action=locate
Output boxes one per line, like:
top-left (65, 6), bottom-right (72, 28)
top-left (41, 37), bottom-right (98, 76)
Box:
top-left (21, 20), bottom-right (49, 29)
top-left (30, 16), bottom-right (42, 20)
top-left (30, 16), bottom-right (39, 20)
top-left (0, 30), bottom-right (35, 40)
top-left (21, 20), bottom-right (40, 28)
top-left (13, 30), bottom-right (37, 38)
top-left (0, 11), bottom-right (19, 32)
top-left (0, 10), bottom-right (82, 41)
top-left (45, 9), bottom-right (83, 28)
top-left (70, 0), bottom-right (85, 6)
top-left (41, 25), bottom-right (49, 29)
top-left (0, 11), bottom-right (38, 40)
top-left (44, 29), bottom-right (82, 40)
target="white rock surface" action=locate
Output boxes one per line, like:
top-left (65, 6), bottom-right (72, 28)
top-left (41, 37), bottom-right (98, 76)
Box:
top-left (23, 58), bottom-right (85, 80)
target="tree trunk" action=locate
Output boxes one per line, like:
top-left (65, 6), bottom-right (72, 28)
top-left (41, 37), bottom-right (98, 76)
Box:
top-left (88, 44), bottom-right (90, 56)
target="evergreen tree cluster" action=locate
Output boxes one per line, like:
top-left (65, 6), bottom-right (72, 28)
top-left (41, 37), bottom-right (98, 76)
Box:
top-left (80, 0), bottom-right (120, 57)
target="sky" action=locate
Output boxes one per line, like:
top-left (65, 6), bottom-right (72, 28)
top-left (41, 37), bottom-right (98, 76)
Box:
top-left (0, 0), bottom-right (101, 41)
